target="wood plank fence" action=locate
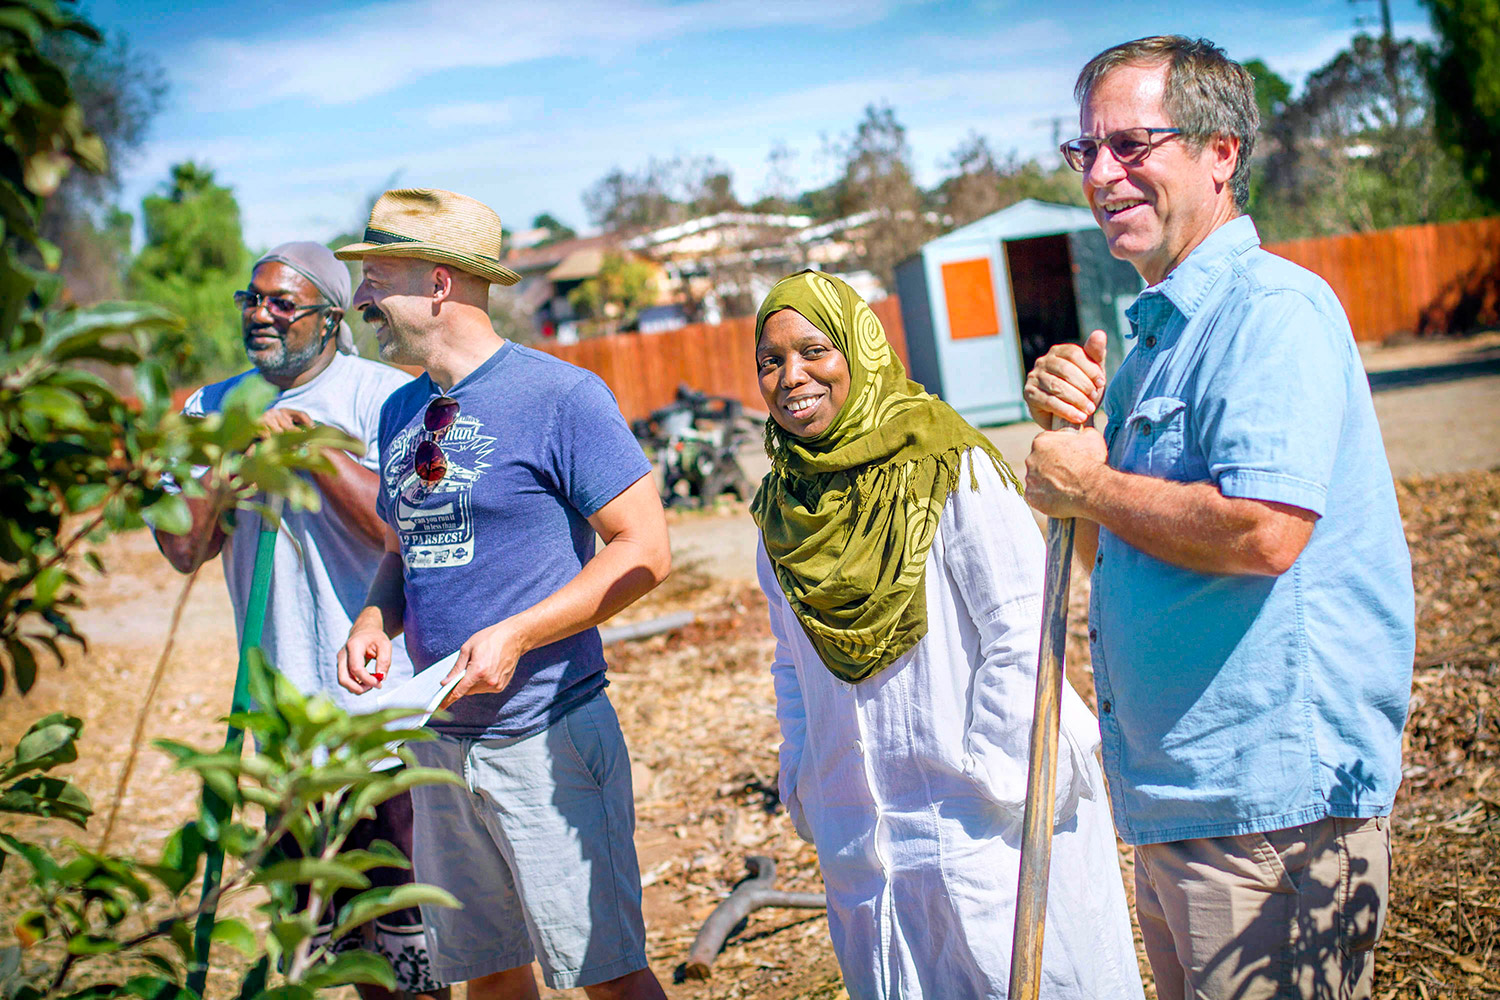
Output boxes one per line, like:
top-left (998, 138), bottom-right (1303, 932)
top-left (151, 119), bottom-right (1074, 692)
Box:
top-left (1266, 216), bottom-right (1500, 343)
top-left (536, 217), bottom-right (1499, 421)
top-left (534, 296), bottom-right (908, 422)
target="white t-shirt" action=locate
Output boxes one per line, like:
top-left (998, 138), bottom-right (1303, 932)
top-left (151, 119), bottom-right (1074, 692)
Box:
top-left (183, 352), bottom-right (414, 714)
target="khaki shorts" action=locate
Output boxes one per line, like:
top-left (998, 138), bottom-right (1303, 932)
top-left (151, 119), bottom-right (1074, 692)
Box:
top-left (1135, 815), bottom-right (1390, 1000)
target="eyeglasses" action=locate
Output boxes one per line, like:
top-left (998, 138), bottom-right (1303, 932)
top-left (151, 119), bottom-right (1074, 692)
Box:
top-left (403, 395), bottom-right (461, 502)
top-left (1059, 127), bottom-right (1183, 172)
top-left (234, 289), bottom-right (333, 323)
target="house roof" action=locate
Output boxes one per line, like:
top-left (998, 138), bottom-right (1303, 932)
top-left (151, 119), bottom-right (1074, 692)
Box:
top-left (625, 211), bottom-right (814, 251)
top-left (503, 233), bottom-right (614, 274)
top-left (546, 247), bottom-right (607, 282)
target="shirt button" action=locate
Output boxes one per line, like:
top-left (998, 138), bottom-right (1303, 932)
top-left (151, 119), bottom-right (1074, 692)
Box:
top-left (1140, 423), bottom-right (1152, 436)
top-left (854, 739), bottom-right (865, 756)
top-left (1095, 553), bottom-right (1103, 568)
top-left (1101, 700), bottom-right (1113, 714)
top-left (1089, 628), bottom-right (1098, 642)
top-left (1144, 335), bottom-right (1157, 348)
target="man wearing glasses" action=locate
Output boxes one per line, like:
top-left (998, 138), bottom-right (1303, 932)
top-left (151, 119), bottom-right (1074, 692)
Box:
top-left (336, 189), bottom-right (671, 1000)
top-left (153, 242), bottom-right (447, 1000)
top-left (1022, 36), bottom-right (1413, 1000)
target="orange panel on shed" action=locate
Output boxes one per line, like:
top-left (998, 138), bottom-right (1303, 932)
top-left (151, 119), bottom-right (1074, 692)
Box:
top-left (940, 257), bottom-right (1000, 340)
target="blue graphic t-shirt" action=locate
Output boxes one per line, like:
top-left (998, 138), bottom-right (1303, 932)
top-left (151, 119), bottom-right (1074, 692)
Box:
top-left (375, 341), bottom-right (652, 738)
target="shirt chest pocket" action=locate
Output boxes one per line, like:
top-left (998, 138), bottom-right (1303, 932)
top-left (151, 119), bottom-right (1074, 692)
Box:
top-left (1117, 396), bottom-right (1189, 478)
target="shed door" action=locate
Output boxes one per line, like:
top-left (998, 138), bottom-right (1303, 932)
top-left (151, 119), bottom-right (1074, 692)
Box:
top-left (924, 243), bottom-right (1025, 425)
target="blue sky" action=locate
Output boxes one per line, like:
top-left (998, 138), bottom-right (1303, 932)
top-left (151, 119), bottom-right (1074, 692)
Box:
top-left (87, 0), bottom-right (1434, 251)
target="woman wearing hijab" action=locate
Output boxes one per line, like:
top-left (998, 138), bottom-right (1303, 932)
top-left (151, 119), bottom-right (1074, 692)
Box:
top-left (751, 271), bottom-right (1141, 999)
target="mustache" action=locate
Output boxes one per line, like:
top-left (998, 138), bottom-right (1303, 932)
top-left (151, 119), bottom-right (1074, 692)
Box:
top-left (362, 306), bottom-right (384, 325)
top-left (244, 325), bottom-right (280, 341)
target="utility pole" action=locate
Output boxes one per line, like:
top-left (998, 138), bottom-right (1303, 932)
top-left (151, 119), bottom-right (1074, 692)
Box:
top-left (1352, 0), bottom-right (1407, 128)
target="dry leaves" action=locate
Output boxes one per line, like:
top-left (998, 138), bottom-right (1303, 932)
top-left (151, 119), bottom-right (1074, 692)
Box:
top-left (1, 470), bottom-right (1497, 998)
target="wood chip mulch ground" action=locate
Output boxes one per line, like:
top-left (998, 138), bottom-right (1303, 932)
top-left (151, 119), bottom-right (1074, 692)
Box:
top-left (1, 469), bottom-right (1496, 999)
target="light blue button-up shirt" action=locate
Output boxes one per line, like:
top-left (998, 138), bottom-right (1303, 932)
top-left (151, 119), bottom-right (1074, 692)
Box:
top-left (1090, 216), bottom-right (1415, 845)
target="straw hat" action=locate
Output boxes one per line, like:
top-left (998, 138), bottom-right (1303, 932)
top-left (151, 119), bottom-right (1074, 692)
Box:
top-left (334, 188), bottom-right (521, 286)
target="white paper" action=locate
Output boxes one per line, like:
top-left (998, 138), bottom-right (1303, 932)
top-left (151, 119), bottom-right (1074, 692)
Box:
top-left (368, 652), bottom-right (465, 769)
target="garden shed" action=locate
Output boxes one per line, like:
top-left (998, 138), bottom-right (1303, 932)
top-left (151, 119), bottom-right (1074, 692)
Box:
top-left (894, 199), bottom-right (1143, 425)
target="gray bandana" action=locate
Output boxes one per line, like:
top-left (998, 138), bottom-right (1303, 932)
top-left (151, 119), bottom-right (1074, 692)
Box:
top-left (254, 241), bottom-right (357, 355)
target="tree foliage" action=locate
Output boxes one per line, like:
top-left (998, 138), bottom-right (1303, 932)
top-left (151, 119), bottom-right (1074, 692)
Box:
top-left (128, 163), bottom-right (250, 384)
top-left (37, 26), bottom-right (164, 306)
top-left (938, 132), bottom-right (1084, 229)
top-left (1422, 0), bottom-right (1500, 209)
top-left (530, 212), bottom-right (577, 245)
top-left (568, 252), bottom-right (656, 334)
top-left (0, 5), bottom-right (458, 996)
top-left (829, 103), bottom-right (934, 289)
top-left (1252, 35), bottom-right (1486, 239)
top-left (581, 155), bottom-right (742, 232)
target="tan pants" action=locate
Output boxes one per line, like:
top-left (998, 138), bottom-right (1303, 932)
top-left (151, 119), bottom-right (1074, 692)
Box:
top-left (1134, 816), bottom-right (1390, 1000)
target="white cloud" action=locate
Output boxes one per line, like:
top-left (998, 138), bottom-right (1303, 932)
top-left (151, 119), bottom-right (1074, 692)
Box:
top-left (422, 98), bottom-right (531, 129)
top-left (173, 0), bottom-right (902, 111)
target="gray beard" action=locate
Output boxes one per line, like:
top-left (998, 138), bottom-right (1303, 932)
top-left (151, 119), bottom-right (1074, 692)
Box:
top-left (248, 331), bottom-right (327, 381)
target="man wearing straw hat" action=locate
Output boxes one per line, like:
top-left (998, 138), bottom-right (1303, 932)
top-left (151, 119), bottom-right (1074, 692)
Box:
top-left (154, 241), bottom-right (447, 1000)
top-left (336, 189), bottom-right (671, 1000)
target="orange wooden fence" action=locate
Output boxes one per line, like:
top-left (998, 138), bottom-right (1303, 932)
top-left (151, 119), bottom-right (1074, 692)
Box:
top-left (1266, 216), bottom-right (1500, 343)
top-left (534, 296), bottom-right (909, 422)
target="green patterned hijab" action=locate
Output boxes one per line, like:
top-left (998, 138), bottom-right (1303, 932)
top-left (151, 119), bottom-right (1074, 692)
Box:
top-left (750, 270), bottom-right (1019, 682)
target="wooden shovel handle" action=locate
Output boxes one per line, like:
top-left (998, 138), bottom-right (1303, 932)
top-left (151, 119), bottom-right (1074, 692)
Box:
top-left (1008, 421), bottom-right (1081, 1000)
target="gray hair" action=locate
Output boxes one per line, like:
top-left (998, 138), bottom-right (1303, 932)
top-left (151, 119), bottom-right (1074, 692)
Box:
top-left (1075, 36), bottom-right (1259, 209)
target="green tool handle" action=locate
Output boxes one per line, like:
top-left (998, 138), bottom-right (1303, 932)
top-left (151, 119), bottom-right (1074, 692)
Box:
top-left (188, 497), bottom-right (282, 995)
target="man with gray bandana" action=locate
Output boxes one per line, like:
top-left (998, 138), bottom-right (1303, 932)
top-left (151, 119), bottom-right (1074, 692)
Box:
top-left (154, 241), bottom-right (445, 1000)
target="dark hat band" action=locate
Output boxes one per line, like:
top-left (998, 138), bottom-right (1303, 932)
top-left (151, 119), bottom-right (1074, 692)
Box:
top-left (361, 225), bottom-right (501, 264)
top-left (363, 226), bottom-right (419, 245)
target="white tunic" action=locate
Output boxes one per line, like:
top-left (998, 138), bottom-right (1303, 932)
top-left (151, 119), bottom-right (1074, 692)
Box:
top-left (759, 454), bottom-right (1144, 1000)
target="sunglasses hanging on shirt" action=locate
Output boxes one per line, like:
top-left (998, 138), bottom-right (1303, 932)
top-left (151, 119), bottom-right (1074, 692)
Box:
top-left (402, 395), bottom-right (461, 503)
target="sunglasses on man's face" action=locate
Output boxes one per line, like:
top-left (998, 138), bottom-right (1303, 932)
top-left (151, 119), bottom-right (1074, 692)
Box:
top-left (403, 395), bottom-right (461, 502)
top-left (234, 289), bottom-right (332, 323)
top-left (1059, 127), bottom-right (1183, 172)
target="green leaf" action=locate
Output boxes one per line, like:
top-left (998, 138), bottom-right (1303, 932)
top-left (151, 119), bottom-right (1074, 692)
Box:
top-left (332, 841), bottom-right (410, 874)
top-left (255, 987), bottom-right (314, 1000)
top-left (267, 914), bottom-right (316, 956)
top-left (299, 949), bottom-right (395, 991)
top-left (12, 719), bottom-right (78, 770)
top-left (252, 858), bottom-right (370, 891)
top-left (143, 823), bottom-right (205, 895)
top-left (0, 943), bottom-right (20, 982)
top-left (330, 884), bottom-right (459, 941)
top-left (14, 909), bottom-right (47, 948)
top-left (140, 492), bottom-right (191, 536)
top-left (55, 985), bottom-right (126, 1000)
top-left (209, 917), bottom-right (256, 958)
top-left (121, 975), bottom-right (194, 1000)
top-left (62, 482), bottom-right (112, 513)
top-left (8, 639), bottom-right (37, 694)
top-left (65, 933), bottom-right (122, 955)
top-left (42, 301), bottom-right (178, 361)
top-left (0, 775), bottom-right (92, 826)
top-left (233, 956), bottom-right (269, 1000)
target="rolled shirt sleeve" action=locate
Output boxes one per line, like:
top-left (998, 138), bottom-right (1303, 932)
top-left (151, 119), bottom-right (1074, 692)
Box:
top-left (1191, 289), bottom-right (1350, 517)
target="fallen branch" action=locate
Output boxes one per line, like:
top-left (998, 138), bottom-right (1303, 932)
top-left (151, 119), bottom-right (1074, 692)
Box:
top-left (683, 855), bottom-right (826, 980)
top-left (599, 610), bottom-right (696, 645)
top-left (1386, 928), bottom-right (1500, 987)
